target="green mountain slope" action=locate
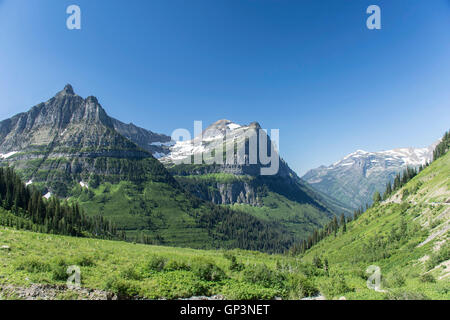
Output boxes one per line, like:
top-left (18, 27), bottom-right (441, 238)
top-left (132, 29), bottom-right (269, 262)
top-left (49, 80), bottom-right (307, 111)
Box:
top-left (300, 150), bottom-right (450, 299)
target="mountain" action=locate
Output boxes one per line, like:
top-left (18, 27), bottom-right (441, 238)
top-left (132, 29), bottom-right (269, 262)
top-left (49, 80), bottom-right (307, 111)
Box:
top-left (159, 119), bottom-right (351, 239)
top-left (110, 118), bottom-right (174, 159)
top-left (301, 147), bottom-right (450, 299)
top-left (0, 85), bottom-right (295, 252)
top-left (302, 143), bottom-right (439, 210)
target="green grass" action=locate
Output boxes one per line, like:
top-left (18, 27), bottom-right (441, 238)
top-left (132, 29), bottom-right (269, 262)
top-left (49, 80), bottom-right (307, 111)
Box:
top-left (300, 152), bottom-right (450, 300)
top-left (0, 226), bottom-right (298, 300)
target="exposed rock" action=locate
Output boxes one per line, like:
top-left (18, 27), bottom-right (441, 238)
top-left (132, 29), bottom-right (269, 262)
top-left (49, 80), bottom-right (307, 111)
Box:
top-left (180, 295), bottom-right (225, 300)
top-left (0, 284), bottom-right (118, 300)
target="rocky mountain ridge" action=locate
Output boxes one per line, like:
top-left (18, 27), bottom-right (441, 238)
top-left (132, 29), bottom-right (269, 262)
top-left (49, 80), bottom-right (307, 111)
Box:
top-left (302, 142), bottom-right (439, 210)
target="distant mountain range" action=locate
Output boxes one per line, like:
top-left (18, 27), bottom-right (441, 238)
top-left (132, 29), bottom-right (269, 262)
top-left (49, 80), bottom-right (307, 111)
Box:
top-left (302, 143), bottom-right (439, 210)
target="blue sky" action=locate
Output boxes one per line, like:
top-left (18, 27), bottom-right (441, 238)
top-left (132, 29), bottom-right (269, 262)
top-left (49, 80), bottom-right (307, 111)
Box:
top-left (0, 0), bottom-right (449, 175)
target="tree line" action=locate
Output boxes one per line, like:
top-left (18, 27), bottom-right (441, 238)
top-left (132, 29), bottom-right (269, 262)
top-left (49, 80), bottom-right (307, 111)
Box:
top-left (0, 166), bottom-right (123, 240)
top-left (433, 130), bottom-right (449, 161)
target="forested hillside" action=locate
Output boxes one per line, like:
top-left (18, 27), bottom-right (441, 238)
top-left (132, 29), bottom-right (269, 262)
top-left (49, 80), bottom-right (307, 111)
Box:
top-left (0, 167), bottom-right (119, 239)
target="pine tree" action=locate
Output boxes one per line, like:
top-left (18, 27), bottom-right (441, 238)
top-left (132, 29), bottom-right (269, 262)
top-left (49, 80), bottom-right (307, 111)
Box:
top-left (372, 191), bottom-right (381, 204)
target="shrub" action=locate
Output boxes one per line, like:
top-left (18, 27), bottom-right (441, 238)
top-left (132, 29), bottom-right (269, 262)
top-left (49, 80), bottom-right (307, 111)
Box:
top-left (120, 266), bottom-right (143, 281)
top-left (223, 253), bottom-right (244, 272)
top-left (383, 272), bottom-right (406, 288)
top-left (286, 273), bottom-right (319, 299)
top-left (222, 281), bottom-right (279, 300)
top-left (242, 264), bottom-right (285, 288)
top-left (73, 254), bottom-right (96, 267)
top-left (104, 276), bottom-right (140, 298)
top-left (192, 260), bottom-right (226, 282)
top-left (297, 262), bottom-right (325, 277)
top-left (426, 243), bottom-right (450, 270)
top-left (313, 256), bottom-right (323, 269)
top-left (51, 257), bottom-right (69, 281)
top-left (319, 273), bottom-right (351, 299)
top-left (419, 273), bottom-right (435, 283)
top-left (15, 256), bottom-right (51, 273)
top-left (146, 255), bottom-right (167, 272)
top-left (164, 259), bottom-right (191, 272)
top-left (142, 271), bottom-right (209, 299)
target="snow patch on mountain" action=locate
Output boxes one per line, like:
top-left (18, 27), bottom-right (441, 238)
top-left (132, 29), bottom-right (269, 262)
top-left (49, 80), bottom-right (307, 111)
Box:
top-left (227, 123), bottom-right (241, 130)
top-left (150, 141), bottom-right (176, 147)
top-left (79, 181), bottom-right (89, 189)
top-left (152, 152), bottom-right (166, 159)
top-left (0, 151), bottom-right (18, 159)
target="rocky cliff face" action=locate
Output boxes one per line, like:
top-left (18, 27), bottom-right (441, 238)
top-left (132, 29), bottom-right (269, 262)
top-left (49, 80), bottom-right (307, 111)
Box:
top-left (183, 180), bottom-right (261, 206)
top-left (0, 85), bottom-right (167, 196)
top-left (111, 118), bottom-right (173, 158)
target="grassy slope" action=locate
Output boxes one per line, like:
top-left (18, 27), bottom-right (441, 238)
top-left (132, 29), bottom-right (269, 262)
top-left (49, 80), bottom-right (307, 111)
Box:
top-left (0, 226), bottom-right (297, 300)
top-left (301, 151), bottom-right (450, 299)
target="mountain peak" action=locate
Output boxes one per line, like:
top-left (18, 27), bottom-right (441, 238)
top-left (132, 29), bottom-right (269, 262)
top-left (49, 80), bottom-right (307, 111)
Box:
top-left (86, 96), bottom-right (99, 104)
top-left (205, 119), bottom-right (232, 130)
top-left (249, 121), bottom-right (261, 129)
top-left (58, 84), bottom-right (75, 96)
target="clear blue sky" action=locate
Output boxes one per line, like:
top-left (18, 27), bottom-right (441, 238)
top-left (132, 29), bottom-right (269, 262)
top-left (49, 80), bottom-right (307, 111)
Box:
top-left (0, 0), bottom-right (449, 175)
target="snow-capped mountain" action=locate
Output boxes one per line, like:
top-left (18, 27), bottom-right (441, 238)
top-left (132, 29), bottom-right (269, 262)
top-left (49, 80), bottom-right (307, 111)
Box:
top-left (158, 119), bottom-right (351, 238)
top-left (302, 142), bottom-right (439, 210)
top-left (160, 119), bottom-right (261, 166)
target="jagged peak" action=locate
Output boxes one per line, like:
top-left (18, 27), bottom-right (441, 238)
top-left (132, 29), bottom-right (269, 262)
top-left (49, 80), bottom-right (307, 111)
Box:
top-left (249, 121), bottom-right (261, 129)
top-left (204, 119), bottom-right (263, 132)
top-left (205, 119), bottom-right (232, 131)
top-left (57, 84), bottom-right (75, 96)
top-left (85, 96), bottom-right (99, 104)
